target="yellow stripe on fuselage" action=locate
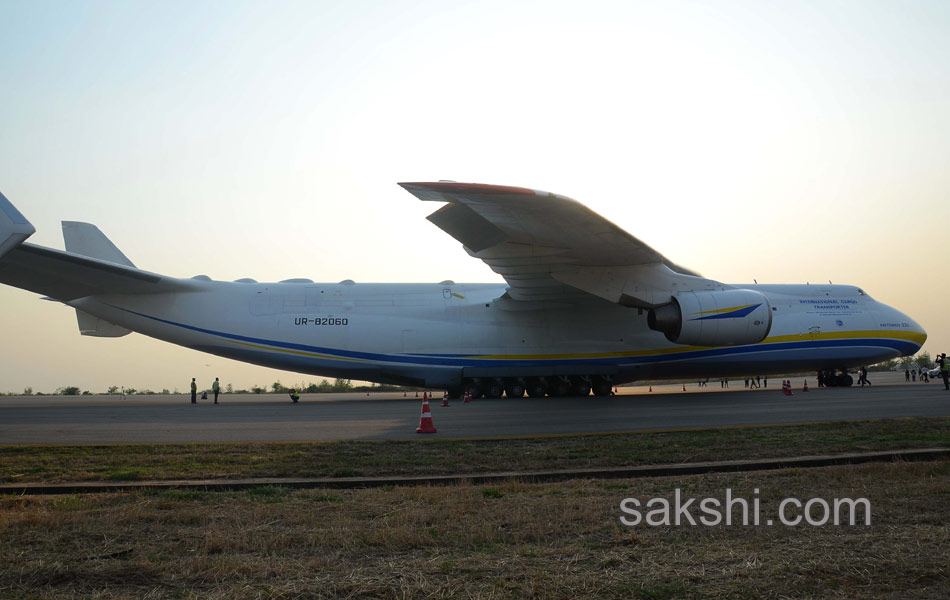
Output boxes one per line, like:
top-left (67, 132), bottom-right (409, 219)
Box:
top-left (465, 329), bottom-right (926, 361)
top-left (230, 340), bottom-right (363, 362)
top-left (691, 303), bottom-right (757, 316)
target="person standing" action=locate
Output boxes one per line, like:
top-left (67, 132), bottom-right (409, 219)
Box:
top-left (212, 377), bottom-right (220, 404)
top-left (190, 377), bottom-right (197, 404)
top-left (937, 353), bottom-right (950, 391)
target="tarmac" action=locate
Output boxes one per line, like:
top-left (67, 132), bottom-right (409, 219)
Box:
top-left (1, 371), bottom-right (947, 444)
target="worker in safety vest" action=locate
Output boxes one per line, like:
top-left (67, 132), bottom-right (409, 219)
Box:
top-left (190, 377), bottom-right (197, 404)
top-left (938, 353), bottom-right (950, 391)
top-left (289, 389), bottom-right (300, 403)
top-left (212, 377), bottom-right (220, 404)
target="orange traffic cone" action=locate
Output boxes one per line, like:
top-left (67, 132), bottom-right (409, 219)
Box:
top-left (649, 385), bottom-right (652, 392)
top-left (682, 383), bottom-right (686, 392)
top-left (403, 391), bottom-right (407, 397)
top-left (415, 391), bottom-right (418, 397)
top-left (416, 392), bottom-right (437, 434)
top-left (803, 380), bottom-right (809, 392)
top-left (441, 391), bottom-right (450, 407)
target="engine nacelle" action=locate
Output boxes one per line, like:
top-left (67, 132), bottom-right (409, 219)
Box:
top-left (647, 289), bottom-right (772, 347)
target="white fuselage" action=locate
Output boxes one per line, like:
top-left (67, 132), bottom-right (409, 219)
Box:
top-left (68, 279), bottom-right (926, 390)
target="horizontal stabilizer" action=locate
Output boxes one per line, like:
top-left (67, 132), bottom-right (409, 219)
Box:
top-left (0, 190), bottom-right (35, 260)
top-left (0, 243), bottom-right (200, 301)
top-left (75, 308), bottom-right (131, 337)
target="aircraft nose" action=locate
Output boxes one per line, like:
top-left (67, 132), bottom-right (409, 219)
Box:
top-left (893, 307), bottom-right (927, 353)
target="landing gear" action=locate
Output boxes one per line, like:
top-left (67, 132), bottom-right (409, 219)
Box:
top-left (592, 376), bottom-right (613, 397)
top-left (549, 377), bottom-right (571, 397)
top-left (461, 374), bottom-right (618, 398)
top-left (821, 370), bottom-right (854, 387)
top-left (482, 379), bottom-right (504, 399)
top-left (570, 376), bottom-right (591, 397)
top-left (504, 381), bottom-right (526, 399)
top-left (525, 378), bottom-right (547, 398)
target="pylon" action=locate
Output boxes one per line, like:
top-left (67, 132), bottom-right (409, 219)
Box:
top-left (416, 392), bottom-right (437, 433)
top-left (403, 391), bottom-right (407, 397)
top-left (803, 380), bottom-right (809, 392)
top-left (415, 391), bottom-right (418, 397)
top-left (441, 390), bottom-right (450, 407)
top-left (682, 383), bottom-right (686, 391)
top-left (649, 385), bottom-right (652, 392)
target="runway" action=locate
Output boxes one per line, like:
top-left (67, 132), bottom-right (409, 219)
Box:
top-left (2, 372), bottom-right (948, 443)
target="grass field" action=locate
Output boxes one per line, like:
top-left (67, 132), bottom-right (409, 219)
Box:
top-left (2, 417), bottom-right (949, 484)
top-left (2, 459), bottom-right (948, 598)
top-left (2, 418), bottom-right (949, 598)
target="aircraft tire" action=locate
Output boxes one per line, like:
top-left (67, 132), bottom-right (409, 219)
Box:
top-left (483, 380), bottom-right (504, 399)
top-left (504, 383), bottom-right (525, 398)
top-left (549, 377), bottom-right (571, 397)
top-left (592, 380), bottom-right (612, 396)
top-left (570, 381), bottom-right (591, 397)
top-left (525, 379), bottom-right (547, 397)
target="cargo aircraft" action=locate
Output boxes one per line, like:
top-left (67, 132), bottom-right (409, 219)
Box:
top-left (0, 182), bottom-right (926, 398)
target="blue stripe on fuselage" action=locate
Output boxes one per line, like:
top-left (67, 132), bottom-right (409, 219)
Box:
top-left (110, 305), bottom-right (915, 368)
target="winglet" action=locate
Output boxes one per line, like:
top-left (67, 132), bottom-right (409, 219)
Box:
top-left (0, 190), bottom-right (35, 261)
top-left (62, 221), bottom-right (136, 267)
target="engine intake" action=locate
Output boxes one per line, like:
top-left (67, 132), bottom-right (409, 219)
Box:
top-left (647, 289), bottom-right (772, 346)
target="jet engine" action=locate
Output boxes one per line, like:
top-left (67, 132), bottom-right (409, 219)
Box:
top-left (647, 289), bottom-right (772, 347)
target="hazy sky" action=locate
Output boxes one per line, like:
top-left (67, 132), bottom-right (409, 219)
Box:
top-left (1, 0), bottom-right (948, 393)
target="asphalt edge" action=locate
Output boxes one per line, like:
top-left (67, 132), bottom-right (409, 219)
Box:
top-left (2, 447), bottom-right (948, 495)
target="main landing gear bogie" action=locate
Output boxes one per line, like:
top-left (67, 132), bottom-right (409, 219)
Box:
top-left (465, 375), bottom-right (614, 399)
top-left (820, 370), bottom-right (854, 387)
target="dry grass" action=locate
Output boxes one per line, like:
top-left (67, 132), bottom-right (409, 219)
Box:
top-left (1, 459), bottom-right (948, 599)
top-left (1, 417), bottom-right (949, 484)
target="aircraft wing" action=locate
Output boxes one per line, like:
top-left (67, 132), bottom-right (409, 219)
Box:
top-left (399, 182), bottom-right (716, 306)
